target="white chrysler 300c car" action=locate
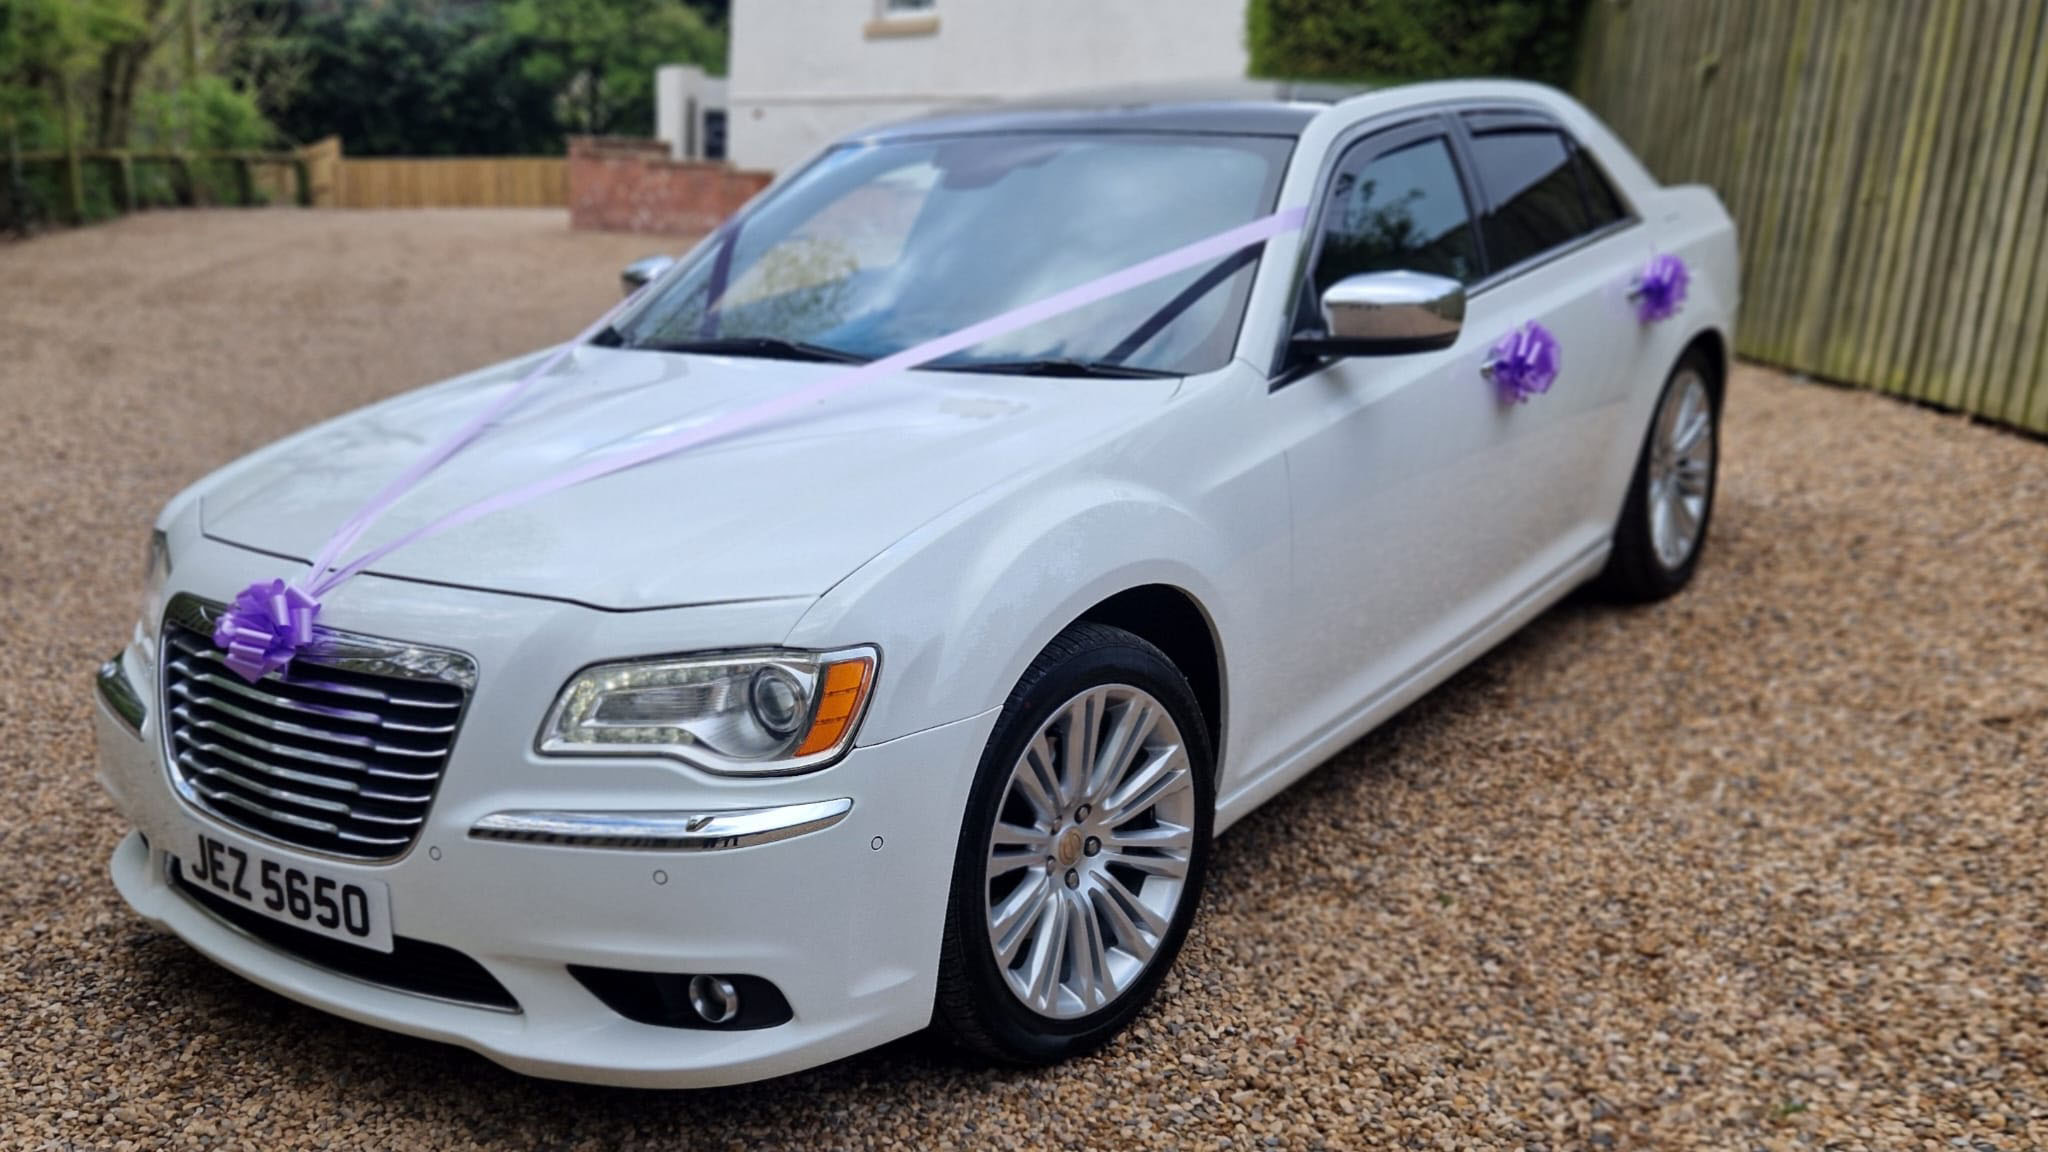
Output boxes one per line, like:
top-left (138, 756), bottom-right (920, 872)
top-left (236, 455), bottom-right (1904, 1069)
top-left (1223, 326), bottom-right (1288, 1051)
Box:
top-left (94, 80), bottom-right (1736, 1086)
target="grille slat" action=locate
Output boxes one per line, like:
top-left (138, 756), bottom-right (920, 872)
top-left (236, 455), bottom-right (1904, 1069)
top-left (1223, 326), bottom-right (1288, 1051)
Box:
top-left (189, 777), bottom-right (349, 835)
top-left (168, 633), bottom-right (464, 711)
top-left (174, 709), bottom-right (442, 780)
top-left (170, 684), bottom-right (446, 758)
top-left (161, 608), bottom-right (470, 861)
top-left (177, 752), bottom-right (356, 815)
top-left (170, 661), bottom-right (458, 735)
top-left (175, 732), bottom-right (375, 797)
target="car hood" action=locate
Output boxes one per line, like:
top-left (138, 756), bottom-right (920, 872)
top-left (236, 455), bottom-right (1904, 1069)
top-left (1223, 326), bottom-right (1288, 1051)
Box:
top-left (201, 346), bottom-right (1177, 610)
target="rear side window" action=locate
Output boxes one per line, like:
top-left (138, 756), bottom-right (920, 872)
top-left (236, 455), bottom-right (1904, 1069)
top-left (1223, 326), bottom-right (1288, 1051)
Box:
top-left (1575, 146), bottom-right (1629, 228)
top-left (1311, 135), bottom-right (1481, 298)
top-left (1466, 129), bottom-right (1590, 272)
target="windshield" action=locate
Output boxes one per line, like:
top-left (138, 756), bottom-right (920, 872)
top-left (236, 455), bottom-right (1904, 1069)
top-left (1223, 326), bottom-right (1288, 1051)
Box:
top-left (612, 131), bottom-right (1295, 374)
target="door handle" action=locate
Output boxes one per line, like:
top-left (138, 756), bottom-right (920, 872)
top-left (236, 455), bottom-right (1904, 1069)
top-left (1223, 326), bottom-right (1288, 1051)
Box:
top-left (1630, 253), bottom-right (1690, 323)
top-left (1482, 321), bottom-right (1560, 404)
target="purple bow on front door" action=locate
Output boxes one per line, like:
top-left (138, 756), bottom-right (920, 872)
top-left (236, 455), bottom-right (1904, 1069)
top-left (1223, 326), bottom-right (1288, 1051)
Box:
top-left (1483, 321), bottom-right (1562, 404)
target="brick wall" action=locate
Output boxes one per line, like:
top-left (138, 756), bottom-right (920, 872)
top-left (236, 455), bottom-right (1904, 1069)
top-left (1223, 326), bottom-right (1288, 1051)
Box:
top-left (567, 137), bottom-right (773, 235)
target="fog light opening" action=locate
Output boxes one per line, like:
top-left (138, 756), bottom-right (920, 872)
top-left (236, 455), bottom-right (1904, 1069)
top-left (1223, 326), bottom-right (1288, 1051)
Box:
top-left (568, 965), bottom-right (792, 1029)
top-left (688, 974), bottom-right (740, 1024)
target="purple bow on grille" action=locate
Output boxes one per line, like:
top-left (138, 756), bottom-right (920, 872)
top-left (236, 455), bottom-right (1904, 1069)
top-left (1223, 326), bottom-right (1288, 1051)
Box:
top-left (212, 579), bottom-right (321, 682)
top-left (1487, 321), bottom-right (1562, 404)
top-left (1633, 253), bottom-right (1690, 323)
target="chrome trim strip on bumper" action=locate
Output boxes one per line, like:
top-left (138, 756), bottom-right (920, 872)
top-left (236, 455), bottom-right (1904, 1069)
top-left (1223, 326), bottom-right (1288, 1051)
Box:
top-left (469, 798), bottom-right (855, 851)
top-left (97, 655), bottom-right (146, 738)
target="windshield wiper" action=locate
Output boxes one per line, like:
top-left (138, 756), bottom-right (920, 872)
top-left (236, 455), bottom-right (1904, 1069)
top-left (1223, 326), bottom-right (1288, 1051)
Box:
top-left (922, 357), bottom-right (1180, 380)
top-left (628, 336), bottom-right (870, 364)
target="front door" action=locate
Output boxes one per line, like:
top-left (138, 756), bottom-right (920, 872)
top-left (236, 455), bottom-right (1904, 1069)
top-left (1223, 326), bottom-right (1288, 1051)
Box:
top-left (1264, 112), bottom-right (1644, 764)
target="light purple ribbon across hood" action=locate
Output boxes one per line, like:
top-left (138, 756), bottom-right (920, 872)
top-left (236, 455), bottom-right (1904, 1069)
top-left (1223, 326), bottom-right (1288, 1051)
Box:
top-left (210, 205), bottom-right (1310, 681)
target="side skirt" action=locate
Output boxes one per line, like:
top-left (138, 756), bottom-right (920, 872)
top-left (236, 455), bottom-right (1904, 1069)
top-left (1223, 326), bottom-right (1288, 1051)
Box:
top-left (1213, 539), bottom-right (1610, 833)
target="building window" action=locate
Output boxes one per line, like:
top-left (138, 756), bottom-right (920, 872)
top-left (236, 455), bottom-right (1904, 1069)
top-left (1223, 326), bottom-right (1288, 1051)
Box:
top-left (868, 0), bottom-right (939, 38)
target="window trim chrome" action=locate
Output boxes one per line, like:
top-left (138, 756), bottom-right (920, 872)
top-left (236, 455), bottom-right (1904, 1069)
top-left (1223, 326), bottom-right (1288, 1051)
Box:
top-left (1264, 97), bottom-right (1646, 388)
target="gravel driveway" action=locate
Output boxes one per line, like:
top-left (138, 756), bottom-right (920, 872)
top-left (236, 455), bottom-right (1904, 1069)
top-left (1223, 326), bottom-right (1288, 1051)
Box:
top-left (2, 209), bottom-right (2043, 1151)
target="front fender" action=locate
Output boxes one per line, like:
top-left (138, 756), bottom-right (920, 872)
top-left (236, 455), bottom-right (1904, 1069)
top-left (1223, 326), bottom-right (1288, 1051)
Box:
top-left (1599, 190), bottom-right (1739, 523)
top-left (786, 477), bottom-right (1242, 749)
top-left (786, 361), bottom-right (1291, 787)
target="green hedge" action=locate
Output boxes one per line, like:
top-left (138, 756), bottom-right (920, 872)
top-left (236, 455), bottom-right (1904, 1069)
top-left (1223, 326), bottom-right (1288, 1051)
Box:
top-left (0, 154), bottom-right (268, 233)
top-left (1247, 0), bottom-right (1590, 89)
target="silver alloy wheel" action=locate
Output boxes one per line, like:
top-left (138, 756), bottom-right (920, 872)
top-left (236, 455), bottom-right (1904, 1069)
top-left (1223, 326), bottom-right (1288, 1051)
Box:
top-left (1647, 369), bottom-right (1715, 570)
top-left (984, 684), bottom-right (1197, 1020)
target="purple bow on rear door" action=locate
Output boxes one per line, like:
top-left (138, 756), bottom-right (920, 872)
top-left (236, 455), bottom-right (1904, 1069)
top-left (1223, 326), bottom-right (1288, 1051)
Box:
top-left (1632, 254), bottom-right (1690, 323)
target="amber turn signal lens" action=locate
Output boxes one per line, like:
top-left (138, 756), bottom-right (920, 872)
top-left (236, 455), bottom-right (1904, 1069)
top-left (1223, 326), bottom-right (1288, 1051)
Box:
top-left (794, 657), bottom-right (873, 757)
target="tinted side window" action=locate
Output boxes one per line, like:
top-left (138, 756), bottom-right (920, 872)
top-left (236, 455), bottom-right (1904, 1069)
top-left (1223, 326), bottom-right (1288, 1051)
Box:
top-left (1467, 129), bottom-right (1589, 271)
top-left (1312, 135), bottom-right (1480, 299)
top-left (1575, 145), bottom-right (1628, 228)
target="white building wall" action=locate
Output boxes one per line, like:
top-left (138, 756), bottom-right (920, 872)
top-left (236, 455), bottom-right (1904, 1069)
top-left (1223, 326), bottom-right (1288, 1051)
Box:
top-left (728, 0), bottom-right (1249, 172)
top-left (656, 65), bottom-right (730, 160)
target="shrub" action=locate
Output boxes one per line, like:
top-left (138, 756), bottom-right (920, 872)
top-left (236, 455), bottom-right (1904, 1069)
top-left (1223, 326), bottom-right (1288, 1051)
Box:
top-left (1246, 0), bottom-right (1590, 89)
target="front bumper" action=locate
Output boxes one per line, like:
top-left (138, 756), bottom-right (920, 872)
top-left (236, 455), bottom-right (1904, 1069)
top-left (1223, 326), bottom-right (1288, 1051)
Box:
top-left (94, 598), bottom-right (997, 1087)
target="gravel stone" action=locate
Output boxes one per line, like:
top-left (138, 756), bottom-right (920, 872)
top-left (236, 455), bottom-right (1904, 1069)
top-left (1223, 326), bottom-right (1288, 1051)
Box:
top-left (1, 209), bottom-right (2043, 1150)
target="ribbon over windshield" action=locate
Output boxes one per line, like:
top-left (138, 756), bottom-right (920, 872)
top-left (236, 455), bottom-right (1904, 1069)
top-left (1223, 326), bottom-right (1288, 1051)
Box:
top-left (210, 204), bottom-right (1311, 680)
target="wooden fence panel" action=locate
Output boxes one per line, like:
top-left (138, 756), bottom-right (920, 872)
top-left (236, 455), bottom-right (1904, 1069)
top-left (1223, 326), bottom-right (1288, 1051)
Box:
top-left (1578, 0), bottom-right (2048, 435)
top-left (334, 156), bottom-right (568, 209)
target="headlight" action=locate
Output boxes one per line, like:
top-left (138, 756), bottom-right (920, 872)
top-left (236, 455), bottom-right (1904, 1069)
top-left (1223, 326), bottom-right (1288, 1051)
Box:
top-left (540, 648), bottom-right (878, 775)
top-left (137, 529), bottom-right (172, 661)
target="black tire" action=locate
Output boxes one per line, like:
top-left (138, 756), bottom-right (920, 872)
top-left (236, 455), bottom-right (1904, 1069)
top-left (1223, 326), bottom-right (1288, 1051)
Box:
top-left (1596, 347), bottom-right (1721, 602)
top-left (934, 621), bottom-right (1215, 1065)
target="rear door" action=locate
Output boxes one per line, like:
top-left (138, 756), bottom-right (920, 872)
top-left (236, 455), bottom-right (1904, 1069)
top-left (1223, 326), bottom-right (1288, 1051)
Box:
top-left (1454, 109), bottom-right (1652, 543)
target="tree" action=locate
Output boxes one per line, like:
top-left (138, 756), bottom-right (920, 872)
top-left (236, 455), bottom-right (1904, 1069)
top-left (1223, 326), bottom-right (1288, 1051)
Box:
top-left (1246, 0), bottom-right (1589, 89)
top-left (2, 0), bottom-right (146, 146)
top-left (501, 0), bottom-right (723, 139)
top-left (2, 0), bottom-right (275, 153)
top-left (263, 0), bottom-right (723, 155)
top-left (264, 0), bottom-right (556, 155)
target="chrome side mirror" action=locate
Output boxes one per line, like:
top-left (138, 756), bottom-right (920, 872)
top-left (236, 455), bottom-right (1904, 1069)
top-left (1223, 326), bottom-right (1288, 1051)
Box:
top-left (621, 255), bottom-right (676, 297)
top-left (1303, 270), bottom-right (1465, 357)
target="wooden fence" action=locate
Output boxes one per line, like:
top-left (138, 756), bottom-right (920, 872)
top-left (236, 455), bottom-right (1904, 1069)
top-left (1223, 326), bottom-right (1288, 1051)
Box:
top-left (1578, 0), bottom-right (2048, 435)
top-left (333, 154), bottom-right (568, 209)
top-left (2, 135), bottom-right (569, 230)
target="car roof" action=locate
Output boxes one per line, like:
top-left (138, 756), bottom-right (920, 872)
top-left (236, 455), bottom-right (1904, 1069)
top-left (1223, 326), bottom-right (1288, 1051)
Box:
top-left (854, 80), bottom-right (1371, 142)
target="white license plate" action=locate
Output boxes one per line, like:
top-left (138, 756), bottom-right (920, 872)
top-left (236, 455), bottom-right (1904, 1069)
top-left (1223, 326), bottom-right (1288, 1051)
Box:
top-left (173, 831), bottom-right (394, 953)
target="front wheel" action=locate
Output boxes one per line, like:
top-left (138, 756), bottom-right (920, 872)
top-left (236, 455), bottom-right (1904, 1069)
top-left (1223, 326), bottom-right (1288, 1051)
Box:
top-left (1598, 350), bottom-right (1720, 602)
top-left (935, 622), bottom-right (1214, 1064)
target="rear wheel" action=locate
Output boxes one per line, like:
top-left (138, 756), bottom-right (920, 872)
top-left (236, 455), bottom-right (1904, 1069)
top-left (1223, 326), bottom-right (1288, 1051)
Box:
top-left (1598, 350), bottom-right (1719, 601)
top-left (935, 622), bottom-right (1214, 1064)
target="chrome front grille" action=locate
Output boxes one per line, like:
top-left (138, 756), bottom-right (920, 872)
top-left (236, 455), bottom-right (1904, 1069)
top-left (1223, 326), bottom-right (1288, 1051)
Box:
top-left (159, 594), bottom-right (475, 861)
